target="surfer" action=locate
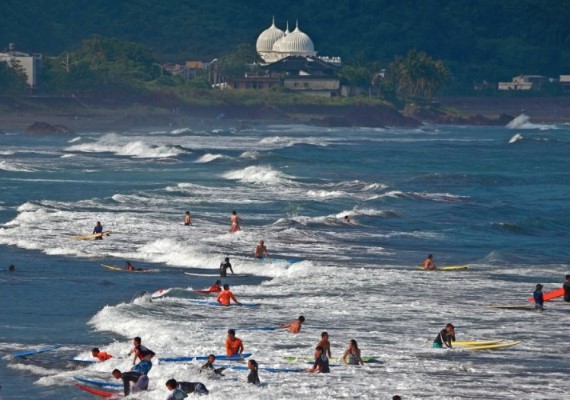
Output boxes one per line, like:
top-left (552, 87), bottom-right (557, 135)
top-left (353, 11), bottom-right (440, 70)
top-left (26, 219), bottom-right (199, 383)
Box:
top-left (184, 211), bottom-right (191, 226)
top-left (343, 215), bottom-right (351, 223)
top-left (208, 280), bottom-right (223, 293)
top-left (199, 354), bottom-right (226, 375)
top-left (229, 210), bottom-right (240, 233)
top-left (128, 336), bottom-right (156, 365)
top-left (125, 261), bottom-right (136, 271)
top-left (433, 323), bottom-right (455, 348)
top-left (342, 339), bottom-right (364, 365)
top-left (422, 254), bottom-right (436, 270)
top-left (7, 264), bottom-right (15, 272)
top-left (533, 284), bottom-right (544, 310)
top-left (112, 367), bottom-right (149, 396)
top-left (318, 332), bottom-right (332, 357)
top-left (91, 347), bottom-right (113, 362)
top-left (165, 378), bottom-right (209, 398)
top-left (216, 284), bottom-right (241, 306)
top-left (279, 315), bottom-right (305, 333)
top-left (564, 275), bottom-right (570, 302)
top-left (225, 329), bottom-right (244, 356)
top-left (247, 359), bottom-right (260, 385)
top-left (93, 221), bottom-right (103, 240)
top-left (254, 240), bottom-right (269, 259)
top-left (219, 257), bottom-right (234, 277)
top-left (307, 345), bottom-right (330, 373)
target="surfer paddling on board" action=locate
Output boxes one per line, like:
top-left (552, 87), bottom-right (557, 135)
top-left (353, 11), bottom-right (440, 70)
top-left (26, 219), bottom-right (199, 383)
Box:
top-left (112, 364), bottom-right (150, 396)
top-left (199, 354), bottom-right (226, 375)
top-left (229, 210), bottom-right (240, 233)
top-left (184, 211), bottom-right (191, 226)
top-left (279, 316), bottom-right (305, 333)
top-left (216, 284), bottom-right (241, 306)
top-left (225, 329), bottom-right (244, 356)
top-left (533, 284), bottom-right (545, 311)
top-left (219, 257), bottom-right (234, 277)
top-left (422, 254), bottom-right (436, 270)
top-left (91, 347), bottom-right (113, 362)
top-left (254, 240), bottom-right (269, 259)
top-left (93, 221), bottom-right (103, 240)
top-left (433, 323), bottom-right (455, 348)
top-left (165, 378), bottom-right (209, 398)
top-left (128, 336), bottom-right (155, 365)
top-left (208, 280), bottom-right (223, 293)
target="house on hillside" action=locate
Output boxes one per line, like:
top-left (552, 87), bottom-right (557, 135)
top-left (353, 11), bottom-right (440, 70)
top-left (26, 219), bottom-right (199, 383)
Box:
top-left (560, 75), bottom-right (570, 93)
top-left (0, 43), bottom-right (42, 88)
top-left (498, 75), bottom-right (547, 91)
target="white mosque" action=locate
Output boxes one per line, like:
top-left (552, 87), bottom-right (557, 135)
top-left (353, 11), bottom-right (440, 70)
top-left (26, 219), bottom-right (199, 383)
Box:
top-left (256, 18), bottom-right (340, 65)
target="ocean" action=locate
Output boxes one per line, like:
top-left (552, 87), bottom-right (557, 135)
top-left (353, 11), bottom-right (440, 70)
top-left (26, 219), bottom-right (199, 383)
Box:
top-left (1, 115), bottom-right (569, 399)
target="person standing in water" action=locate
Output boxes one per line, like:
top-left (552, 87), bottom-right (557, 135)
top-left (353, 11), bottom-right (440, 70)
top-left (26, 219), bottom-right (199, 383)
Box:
top-left (229, 210), bottom-right (240, 233)
top-left (247, 359), bottom-right (260, 385)
top-left (219, 257), bottom-right (234, 277)
top-left (93, 221), bottom-right (103, 240)
top-left (342, 339), bottom-right (364, 365)
top-left (184, 211), bottom-right (191, 226)
top-left (254, 240), bottom-right (269, 259)
top-left (433, 323), bottom-right (455, 348)
top-left (306, 346), bottom-right (330, 373)
top-left (317, 332), bottom-right (332, 358)
top-left (563, 275), bottom-right (570, 303)
top-left (422, 254), bottom-right (436, 270)
top-left (216, 284), bottom-right (240, 306)
top-left (534, 284), bottom-right (545, 310)
top-left (279, 316), bottom-right (305, 333)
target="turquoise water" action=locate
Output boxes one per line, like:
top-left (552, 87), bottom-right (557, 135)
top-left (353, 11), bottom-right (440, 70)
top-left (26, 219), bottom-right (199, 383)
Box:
top-left (1, 116), bottom-right (569, 399)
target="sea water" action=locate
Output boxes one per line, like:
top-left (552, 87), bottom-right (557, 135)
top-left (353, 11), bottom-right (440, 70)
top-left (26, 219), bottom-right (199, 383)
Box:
top-left (1, 117), bottom-right (569, 399)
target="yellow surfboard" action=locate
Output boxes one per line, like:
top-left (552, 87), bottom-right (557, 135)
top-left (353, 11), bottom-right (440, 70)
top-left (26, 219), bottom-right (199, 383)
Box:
top-left (73, 231), bottom-right (111, 240)
top-left (461, 341), bottom-right (521, 351)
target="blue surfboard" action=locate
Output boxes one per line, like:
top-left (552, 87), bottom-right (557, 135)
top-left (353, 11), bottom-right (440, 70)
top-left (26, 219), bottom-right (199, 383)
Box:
top-left (241, 326), bottom-right (277, 331)
top-left (74, 376), bottom-right (123, 388)
top-left (161, 352), bottom-right (252, 363)
top-left (257, 257), bottom-right (302, 264)
top-left (66, 358), bottom-right (96, 364)
top-left (3, 344), bottom-right (61, 360)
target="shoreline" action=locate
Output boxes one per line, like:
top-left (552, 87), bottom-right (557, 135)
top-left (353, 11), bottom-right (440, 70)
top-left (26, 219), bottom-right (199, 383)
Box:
top-left (1, 96), bottom-right (569, 133)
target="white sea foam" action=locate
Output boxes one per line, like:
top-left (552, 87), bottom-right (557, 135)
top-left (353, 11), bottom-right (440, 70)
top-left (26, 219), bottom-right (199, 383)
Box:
top-left (67, 137), bottom-right (81, 143)
top-left (509, 133), bottom-right (524, 143)
top-left (0, 160), bottom-right (35, 172)
top-left (195, 153), bottom-right (228, 163)
top-left (66, 134), bottom-right (185, 158)
top-left (506, 114), bottom-right (558, 130)
top-left (223, 166), bottom-right (295, 185)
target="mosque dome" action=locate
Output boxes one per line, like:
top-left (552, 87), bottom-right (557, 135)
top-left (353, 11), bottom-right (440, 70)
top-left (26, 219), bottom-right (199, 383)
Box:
top-left (256, 20), bottom-right (285, 52)
top-left (275, 25), bottom-right (315, 53)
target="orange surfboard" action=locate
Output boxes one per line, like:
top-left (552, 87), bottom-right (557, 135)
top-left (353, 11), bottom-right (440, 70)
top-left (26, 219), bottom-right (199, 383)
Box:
top-left (528, 287), bottom-right (564, 302)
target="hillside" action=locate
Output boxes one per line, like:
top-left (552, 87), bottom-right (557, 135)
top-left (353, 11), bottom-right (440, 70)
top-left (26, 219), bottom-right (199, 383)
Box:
top-left (2, 0), bottom-right (570, 86)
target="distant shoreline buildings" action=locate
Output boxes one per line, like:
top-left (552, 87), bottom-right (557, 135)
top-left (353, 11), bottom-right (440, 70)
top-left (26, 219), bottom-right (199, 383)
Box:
top-left (0, 43), bottom-right (42, 89)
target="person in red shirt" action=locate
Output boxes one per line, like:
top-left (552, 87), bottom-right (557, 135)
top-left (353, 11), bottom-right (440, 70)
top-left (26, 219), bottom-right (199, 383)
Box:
top-left (91, 347), bottom-right (113, 362)
top-left (225, 329), bottom-right (244, 356)
top-left (216, 284), bottom-right (240, 306)
top-left (208, 280), bottom-right (223, 293)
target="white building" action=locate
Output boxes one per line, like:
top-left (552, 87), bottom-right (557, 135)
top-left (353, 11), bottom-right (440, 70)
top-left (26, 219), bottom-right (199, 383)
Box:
top-left (0, 44), bottom-right (42, 88)
top-left (256, 19), bottom-right (318, 64)
top-left (498, 75), bottom-right (546, 91)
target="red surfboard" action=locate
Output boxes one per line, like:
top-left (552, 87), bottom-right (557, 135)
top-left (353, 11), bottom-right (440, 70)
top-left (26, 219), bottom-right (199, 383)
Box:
top-left (75, 384), bottom-right (121, 398)
top-left (528, 287), bottom-right (564, 302)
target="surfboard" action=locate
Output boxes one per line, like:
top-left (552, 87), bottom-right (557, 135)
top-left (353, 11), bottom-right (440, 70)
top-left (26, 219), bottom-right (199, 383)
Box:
top-left (193, 289), bottom-right (219, 294)
top-left (188, 299), bottom-right (259, 308)
top-left (160, 352), bottom-right (252, 363)
top-left (101, 264), bottom-right (158, 273)
top-left (73, 231), bottom-right (111, 240)
top-left (490, 304), bottom-right (536, 310)
top-left (2, 344), bottom-right (61, 360)
top-left (416, 265), bottom-right (469, 271)
top-left (283, 355), bottom-right (378, 362)
top-left (229, 365), bottom-right (303, 373)
top-left (75, 384), bottom-right (121, 398)
top-left (453, 340), bottom-right (504, 346)
top-left (66, 358), bottom-right (96, 364)
top-left (151, 288), bottom-right (173, 298)
top-left (461, 341), bottom-right (521, 351)
top-left (528, 287), bottom-right (564, 302)
top-left (184, 272), bottom-right (248, 278)
top-left (257, 257), bottom-right (302, 264)
top-left (74, 376), bottom-right (122, 388)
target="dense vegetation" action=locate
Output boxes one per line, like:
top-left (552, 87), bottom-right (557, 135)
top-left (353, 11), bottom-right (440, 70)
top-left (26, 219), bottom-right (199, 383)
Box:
top-left (1, 0), bottom-right (569, 88)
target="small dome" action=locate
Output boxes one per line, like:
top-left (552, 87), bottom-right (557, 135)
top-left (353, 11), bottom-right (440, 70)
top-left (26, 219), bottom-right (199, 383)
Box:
top-left (256, 20), bottom-right (285, 52)
top-left (274, 26), bottom-right (314, 53)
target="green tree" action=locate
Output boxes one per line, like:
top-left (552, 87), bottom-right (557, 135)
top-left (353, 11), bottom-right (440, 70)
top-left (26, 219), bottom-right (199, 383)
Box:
top-left (0, 59), bottom-right (28, 94)
top-left (386, 49), bottom-right (450, 103)
top-left (339, 65), bottom-right (372, 87)
top-left (221, 43), bottom-right (261, 79)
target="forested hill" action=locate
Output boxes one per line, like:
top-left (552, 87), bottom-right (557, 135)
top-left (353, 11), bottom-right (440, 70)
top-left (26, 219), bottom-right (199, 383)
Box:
top-left (1, 0), bottom-right (569, 83)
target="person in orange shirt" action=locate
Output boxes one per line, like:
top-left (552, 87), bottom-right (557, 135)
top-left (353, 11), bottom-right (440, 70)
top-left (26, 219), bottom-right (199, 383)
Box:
top-left (225, 329), bottom-right (244, 356)
top-left (216, 284), bottom-right (240, 306)
top-left (208, 280), bottom-right (223, 293)
top-left (279, 316), bottom-right (305, 333)
top-left (91, 347), bottom-right (113, 362)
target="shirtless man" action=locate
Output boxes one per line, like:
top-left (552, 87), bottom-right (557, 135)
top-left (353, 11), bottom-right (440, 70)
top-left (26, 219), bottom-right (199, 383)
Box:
top-left (317, 331), bottom-right (332, 357)
top-left (229, 210), bottom-right (240, 233)
top-left (219, 257), bottom-right (234, 277)
top-left (225, 329), bottom-right (244, 356)
top-left (254, 240), bottom-right (268, 259)
top-left (184, 211), bottom-right (191, 226)
top-left (423, 254), bottom-right (436, 270)
top-left (279, 316), bottom-right (305, 333)
top-left (216, 284), bottom-right (240, 306)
